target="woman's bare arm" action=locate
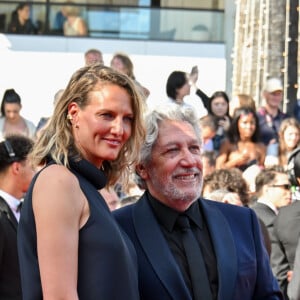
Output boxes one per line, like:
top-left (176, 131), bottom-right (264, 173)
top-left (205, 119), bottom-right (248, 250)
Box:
top-left (33, 164), bottom-right (87, 299)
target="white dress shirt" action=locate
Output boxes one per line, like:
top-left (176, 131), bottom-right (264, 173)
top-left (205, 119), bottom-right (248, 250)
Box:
top-left (0, 190), bottom-right (22, 221)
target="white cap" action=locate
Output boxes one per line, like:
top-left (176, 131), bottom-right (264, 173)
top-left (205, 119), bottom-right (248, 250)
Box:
top-left (264, 78), bottom-right (283, 93)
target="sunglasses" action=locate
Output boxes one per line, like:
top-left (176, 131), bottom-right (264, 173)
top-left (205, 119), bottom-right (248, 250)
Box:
top-left (270, 184), bottom-right (291, 190)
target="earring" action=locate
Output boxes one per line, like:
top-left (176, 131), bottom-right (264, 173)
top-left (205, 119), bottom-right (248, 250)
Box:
top-left (67, 114), bottom-right (72, 120)
top-left (75, 124), bottom-right (79, 128)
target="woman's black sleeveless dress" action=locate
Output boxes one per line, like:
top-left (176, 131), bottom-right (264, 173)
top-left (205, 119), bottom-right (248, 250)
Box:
top-left (17, 158), bottom-right (139, 299)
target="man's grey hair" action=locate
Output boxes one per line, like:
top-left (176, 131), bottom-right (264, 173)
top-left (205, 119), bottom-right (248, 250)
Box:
top-left (135, 103), bottom-right (202, 189)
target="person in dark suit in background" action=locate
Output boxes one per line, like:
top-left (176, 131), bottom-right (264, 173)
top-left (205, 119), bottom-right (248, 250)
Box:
top-left (287, 235), bottom-right (300, 300)
top-left (114, 103), bottom-right (283, 300)
top-left (0, 135), bottom-right (34, 299)
top-left (251, 166), bottom-right (292, 245)
top-left (272, 147), bottom-right (300, 299)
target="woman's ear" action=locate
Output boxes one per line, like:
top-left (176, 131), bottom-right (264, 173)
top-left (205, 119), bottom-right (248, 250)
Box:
top-left (67, 102), bottom-right (79, 123)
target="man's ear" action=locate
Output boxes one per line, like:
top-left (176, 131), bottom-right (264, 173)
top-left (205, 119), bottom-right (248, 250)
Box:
top-left (10, 161), bottom-right (20, 175)
top-left (262, 185), bottom-right (270, 196)
top-left (297, 177), bottom-right (300, 186)
top-left (136, 164), bottom-right (148, 180)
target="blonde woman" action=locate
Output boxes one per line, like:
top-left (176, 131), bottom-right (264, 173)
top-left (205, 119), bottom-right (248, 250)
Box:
top-left (63, 4), bottom-right (87, 36)
top-left (18, 64), bottom-right (145, 299)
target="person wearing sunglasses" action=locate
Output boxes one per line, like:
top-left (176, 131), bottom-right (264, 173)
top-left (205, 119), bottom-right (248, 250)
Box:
top-left (252, 166), bottom-right (292, 246)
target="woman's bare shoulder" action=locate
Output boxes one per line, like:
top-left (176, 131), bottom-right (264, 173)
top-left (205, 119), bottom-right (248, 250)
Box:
top-left (32, 164), bottom-right (85, 217)
top-left (219, 139), bottom-right (234, 152)
top-left (34, 164), bottom-right (80, 195)
top-left (38, 164), bottom-right (76, 182)
top-left (256, 142), bottom-right (267, 152)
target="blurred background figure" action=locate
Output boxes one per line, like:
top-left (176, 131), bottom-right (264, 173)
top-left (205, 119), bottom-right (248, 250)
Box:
top-left (272, 147), bottom-right (300, 298)
top-left (202, 168), bottom-right (250, 207)
top-left (229, 93), bottom-right (256, 117)
top-left (216, 107), bottom-right (265, 171)
top-left (35, 89), bottom-right (64, 139)
top-left (119, 195), bottom-right (139, 208)
top-left (0, 89), bottom-right (36, 141)
top-left (199, 115), bottom-right (218, 152)
top-left (208, 188), bottom-right (243, 206)
top-left (242, 164), bottom-right (263, 198)
top-left (63, 3), bottom-right (87, 36)
top-left (206, 91), bottom-right (231, 152)
top-left (188, 65), bottom-right (210, 110)
top-left (52, 7), bottom-right (67, 35)
top-left (99, 187), bottom-right (120, 211)
top-left (84, 48), bottom-right (104, 66)
top-left (7, 2), bottom-right (38, 34)
top-left (287, 235), bottom-right (300, 300)
top-left (202, 150), bottom-right (216, 178)
top-left (0, 135), bottom-right (34, 300)
top-left (165, 70), bottom-right (191, 104)
top-left (257, 78), bottom-right (288, 147)
top-left (165, 70), bottom-right (207, 119)
top-left (265, 118), bottom-right (300, 168)
top-left (110, 52), bottom-right (150, 99)
top-left (251, 166), bottom-right (292, 248)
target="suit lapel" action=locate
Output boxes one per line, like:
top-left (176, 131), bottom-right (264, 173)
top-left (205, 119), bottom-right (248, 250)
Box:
top-left (133, 195), bottom-right (192, 300)
top-left (200, 199), bottom-right (237, 300)
top-left (0, 196), bottom-right (18, 230)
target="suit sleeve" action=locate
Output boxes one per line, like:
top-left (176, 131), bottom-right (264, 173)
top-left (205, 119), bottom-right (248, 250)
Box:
top-left (271, 217), bottom-right (290, 298)
top-left (250, 209), bottom-right (284, 299)
top-left (287, 236), bottom-right (300, 300)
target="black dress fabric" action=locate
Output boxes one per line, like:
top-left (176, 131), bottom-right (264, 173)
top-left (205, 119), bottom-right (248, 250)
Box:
top-left (17, 157), bottom-right (139, 300)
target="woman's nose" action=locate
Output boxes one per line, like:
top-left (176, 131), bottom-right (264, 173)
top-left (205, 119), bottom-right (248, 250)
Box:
top-left (111, 118), bottom-right (124, 135)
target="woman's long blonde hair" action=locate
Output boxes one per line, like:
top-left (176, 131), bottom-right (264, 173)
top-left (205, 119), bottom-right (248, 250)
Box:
top-left (31, 64), bottom-right (146, 186)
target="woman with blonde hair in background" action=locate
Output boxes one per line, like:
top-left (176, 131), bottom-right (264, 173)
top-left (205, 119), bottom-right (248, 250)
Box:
top-left (111, 52), bottom-right (150, 99)
top-left (278, 118), bottom-right (300, 168)
top-left (229, 93), bottom-right (256, 117)
top-left (63, 3), bottom-right (87, 36)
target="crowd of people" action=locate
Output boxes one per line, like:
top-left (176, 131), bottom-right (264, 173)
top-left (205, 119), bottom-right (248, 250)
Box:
top-left (6, 1), bottom-right (87, 36)
top-left (1, 46), bottom-right (300, 300)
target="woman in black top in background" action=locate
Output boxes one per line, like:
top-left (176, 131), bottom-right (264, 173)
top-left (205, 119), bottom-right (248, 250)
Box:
top-left (207, 91), bottom-right (231, 153)
top-left (7, 2), bottom-right (38, 34)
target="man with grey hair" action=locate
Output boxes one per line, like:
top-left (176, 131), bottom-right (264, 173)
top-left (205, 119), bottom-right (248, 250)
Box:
top-left (84, 48), bottom-right (104, 66)
top-left (114, 103), bottom-right (282, 300)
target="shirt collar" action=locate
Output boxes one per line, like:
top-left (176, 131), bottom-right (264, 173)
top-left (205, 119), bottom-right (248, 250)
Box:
top-left (185, 201), bottom-right (203, 229)
top-left (67, 156), bottom-right (107, 190)
top-left (147, 191), bottom-right (203, 231)
top-left (0, 190), bottom-right (21, 212)
top-left (257, 198), bottom-right (278, 214)
top-left (147, 192), bottom-right (178, 232)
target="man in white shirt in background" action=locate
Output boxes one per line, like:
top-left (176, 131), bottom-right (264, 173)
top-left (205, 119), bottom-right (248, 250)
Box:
top-left (0, 134), bottom-right (34, 299)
